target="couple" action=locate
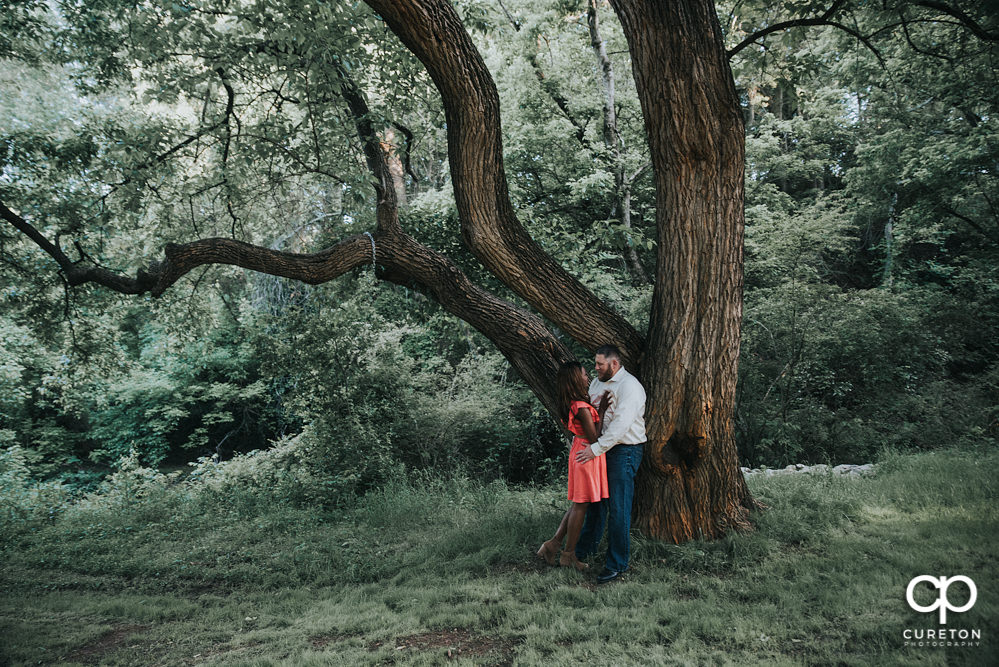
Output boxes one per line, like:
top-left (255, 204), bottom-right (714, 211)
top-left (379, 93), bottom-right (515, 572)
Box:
top-left (537, 344), bottom-right (646, 584)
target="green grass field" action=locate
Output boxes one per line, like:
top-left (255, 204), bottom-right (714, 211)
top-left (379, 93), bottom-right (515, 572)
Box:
top-left (2, 448), bottom-right (996, 666)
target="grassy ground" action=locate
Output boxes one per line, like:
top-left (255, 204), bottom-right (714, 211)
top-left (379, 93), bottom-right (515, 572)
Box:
top-left (1, 448), bottom-right (996, 666)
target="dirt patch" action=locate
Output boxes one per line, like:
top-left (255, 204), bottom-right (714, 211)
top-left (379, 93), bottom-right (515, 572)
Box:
top-left (369, 627), bottom-right (520, 662)
top-left (64, 624), bottom-right (149, 664)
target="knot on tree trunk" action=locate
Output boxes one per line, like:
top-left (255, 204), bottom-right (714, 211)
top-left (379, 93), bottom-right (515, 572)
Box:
top-left (669, 432), bottom-right (706, 466)
top-left (645, 433), bottom-right (704, 476)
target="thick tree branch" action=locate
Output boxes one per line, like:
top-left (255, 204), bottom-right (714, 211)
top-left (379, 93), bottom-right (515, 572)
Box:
top-left (1, 198), bottom-right (368, 294)
top-left (332, 53), bottom-right (572, 411)
top-left (1, 201), bottom-right (76, 268)
top-left (2, 197), bottom-right (572, 414)
top-left (363, 0), bottom-right (645, 365)
top-left (2, 48), bottom-right (579, 416)
top-left (333, 60), bottom-right (405, 234)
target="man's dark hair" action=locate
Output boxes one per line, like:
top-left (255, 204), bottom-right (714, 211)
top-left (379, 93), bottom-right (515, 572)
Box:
top-left (595, 344), bottom-right (622, 361)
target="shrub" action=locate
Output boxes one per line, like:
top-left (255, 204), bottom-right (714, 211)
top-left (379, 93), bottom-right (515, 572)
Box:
top-left (0, 446), bottom-right (72, 539)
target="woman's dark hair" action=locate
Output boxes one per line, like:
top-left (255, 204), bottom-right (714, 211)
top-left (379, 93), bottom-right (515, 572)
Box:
top-left (556, 361), bottom-right (591, 423)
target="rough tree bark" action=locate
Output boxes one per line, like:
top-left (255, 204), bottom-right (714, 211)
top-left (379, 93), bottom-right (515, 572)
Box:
top-left (610, 0), bottom-right (756, 539)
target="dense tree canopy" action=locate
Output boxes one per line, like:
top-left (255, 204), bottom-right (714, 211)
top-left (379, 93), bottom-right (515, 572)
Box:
top-left (2, 0), bottom-right (996, 541)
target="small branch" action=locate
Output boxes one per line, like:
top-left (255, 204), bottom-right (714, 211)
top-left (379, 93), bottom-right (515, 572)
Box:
top-left (941, 205), bottom-right (998, 242)
top-left (899, 11), bottom-right (955, 61)
top-left (391, 120), bottom-right (419, 186)
top-left (216, 67), bottom-right (239, 165)
top-left (728, 0), bottom-right (847, 57)
top-left (111, 120), bottom-right (226, 188)
top-left (727, 0), bottom-right (892, 70)
top-left (214, 67), bottom-right (244, 238)
top-left (627, 161), bottom-right (650, 185)
top-left (496, 0), bottom-right (520, 31)
top-left (913, 1), bottom-right (999, 42)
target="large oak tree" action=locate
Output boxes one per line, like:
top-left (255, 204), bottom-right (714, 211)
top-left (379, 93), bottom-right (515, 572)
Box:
top-left (4, 0), bottom-right (991, 542)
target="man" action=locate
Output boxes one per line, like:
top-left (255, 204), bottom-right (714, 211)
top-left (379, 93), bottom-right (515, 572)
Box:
top-left (574, 344), bottom-right (647, 583)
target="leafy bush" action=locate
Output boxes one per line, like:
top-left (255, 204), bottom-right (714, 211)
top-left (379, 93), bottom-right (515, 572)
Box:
top-left (738, 284), bottom-right (996, 465)
top-left (0, 446), bottom-right (72, 538)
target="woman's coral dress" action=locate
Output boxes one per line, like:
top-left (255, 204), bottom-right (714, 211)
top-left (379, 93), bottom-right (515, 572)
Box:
top-left (566, 400), bottom-right (609, 503)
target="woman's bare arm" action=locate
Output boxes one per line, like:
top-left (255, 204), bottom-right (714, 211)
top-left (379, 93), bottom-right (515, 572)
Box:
top-left (574, 405), bottom-right (601, 444)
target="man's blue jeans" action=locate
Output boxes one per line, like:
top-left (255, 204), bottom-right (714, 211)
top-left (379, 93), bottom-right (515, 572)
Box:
top-left (575, 443), bottom-right (643, 572)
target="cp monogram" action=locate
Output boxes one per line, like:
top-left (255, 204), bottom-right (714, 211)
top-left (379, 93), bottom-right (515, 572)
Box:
top-left (906, 576), bottom-right (977, 624)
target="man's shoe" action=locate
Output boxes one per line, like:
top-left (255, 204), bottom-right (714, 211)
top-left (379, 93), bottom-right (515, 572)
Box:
top-left (596, 568), bottom-right (623, 584)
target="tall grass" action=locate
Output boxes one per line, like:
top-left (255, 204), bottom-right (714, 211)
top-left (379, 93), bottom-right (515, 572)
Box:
top-left (1, 447), bottom-right (996, 665)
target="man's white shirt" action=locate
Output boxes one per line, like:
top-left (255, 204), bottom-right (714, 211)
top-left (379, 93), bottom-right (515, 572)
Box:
top-left (588, 367), bottom-right (647, 457)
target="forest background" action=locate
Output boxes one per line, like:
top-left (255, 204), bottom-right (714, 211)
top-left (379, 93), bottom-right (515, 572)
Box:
top-left (2, 0), bottom-right (996, 499)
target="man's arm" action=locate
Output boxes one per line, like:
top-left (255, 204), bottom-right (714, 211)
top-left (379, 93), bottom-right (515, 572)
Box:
top-left (575, 378), bottom-right (646, 461)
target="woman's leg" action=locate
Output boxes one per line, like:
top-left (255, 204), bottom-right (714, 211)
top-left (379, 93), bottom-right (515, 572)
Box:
top-left (537, 509), bottom-right (570, 565)
top-left (559, 502), bottom-right (590, 570)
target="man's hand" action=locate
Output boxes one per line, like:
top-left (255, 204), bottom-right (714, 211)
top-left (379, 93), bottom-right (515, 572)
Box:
top-left (575, 446), bottom-right (596, 464)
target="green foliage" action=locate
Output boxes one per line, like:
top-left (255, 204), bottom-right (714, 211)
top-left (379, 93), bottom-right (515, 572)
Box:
top-left (734, 0), bottom-right (999, 465)
top-left (251, 283), bottom-right (563, 504)
top-left (87, 319), bottom-right (282, 467)
top-left (0, 445), bottom-right (72, 537)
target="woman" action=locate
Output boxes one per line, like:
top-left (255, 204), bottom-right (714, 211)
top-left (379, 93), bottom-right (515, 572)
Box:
top-left (537, 360), bottom-right (608, 571)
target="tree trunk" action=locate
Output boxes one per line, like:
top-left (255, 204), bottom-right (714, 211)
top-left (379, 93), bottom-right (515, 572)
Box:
top-left (610, 0), bottom-right (756, 541)
top-left (587, 0), bottom-right (649, 285)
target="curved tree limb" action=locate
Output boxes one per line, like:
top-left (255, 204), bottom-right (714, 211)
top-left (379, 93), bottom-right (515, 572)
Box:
top-left (913, 1), bottom-right (999, 42)
top-left (726, 0), bottom-right (886, 71)
top-left (731, 16), bottom-right (886, 69)
top-left (0, 199), bottom-right (572, 414)
top-left (363, 0), bottom-right (645, 366)
top-left (728, 0), bottom-right (848, 57)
